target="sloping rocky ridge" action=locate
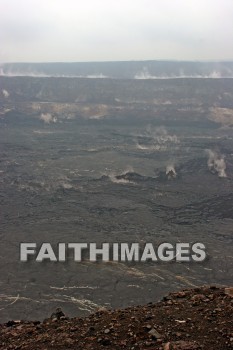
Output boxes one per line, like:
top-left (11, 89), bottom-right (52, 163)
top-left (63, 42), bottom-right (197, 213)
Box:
top-left (0, 286), bottom-right (232, 350)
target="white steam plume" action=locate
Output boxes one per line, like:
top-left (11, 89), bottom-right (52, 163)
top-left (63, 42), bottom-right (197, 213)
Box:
top-left (40, 113), bottom-right (57, 124)
top-left (2, 89), bottom-right (9, 98)
top-left (105, 166), bottom-right (135, 185)
top-left (136, 126), bottom-right (179, 152)
top-left (206, 150), bottom-right (227, 178)
top-left (0, 69), bottom-right (109, 79)
top-left (134, 67), bottom-right (228, 79)
top-left (166, 164), bottom-right (177, 178)
top-left (145, 125), bottom-right (179, 144)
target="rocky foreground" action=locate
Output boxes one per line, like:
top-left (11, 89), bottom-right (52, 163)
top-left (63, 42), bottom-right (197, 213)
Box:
top-left (0, 286), bottom-right (232, 350)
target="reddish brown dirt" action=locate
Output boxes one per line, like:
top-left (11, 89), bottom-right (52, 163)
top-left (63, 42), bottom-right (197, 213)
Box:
top-left (0, 286), bottom-right (232, 350)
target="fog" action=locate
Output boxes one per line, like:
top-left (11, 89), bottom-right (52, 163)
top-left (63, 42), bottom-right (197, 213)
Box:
top-left (0, 0), bottom-right (233, 62)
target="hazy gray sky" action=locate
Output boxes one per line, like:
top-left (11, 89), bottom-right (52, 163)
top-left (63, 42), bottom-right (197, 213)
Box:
top-left (0, 0), bottom-right (233, 62)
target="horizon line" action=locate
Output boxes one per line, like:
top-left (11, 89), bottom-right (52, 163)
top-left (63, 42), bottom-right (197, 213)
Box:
top-left (1, 59), bottom-right (233, 65)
